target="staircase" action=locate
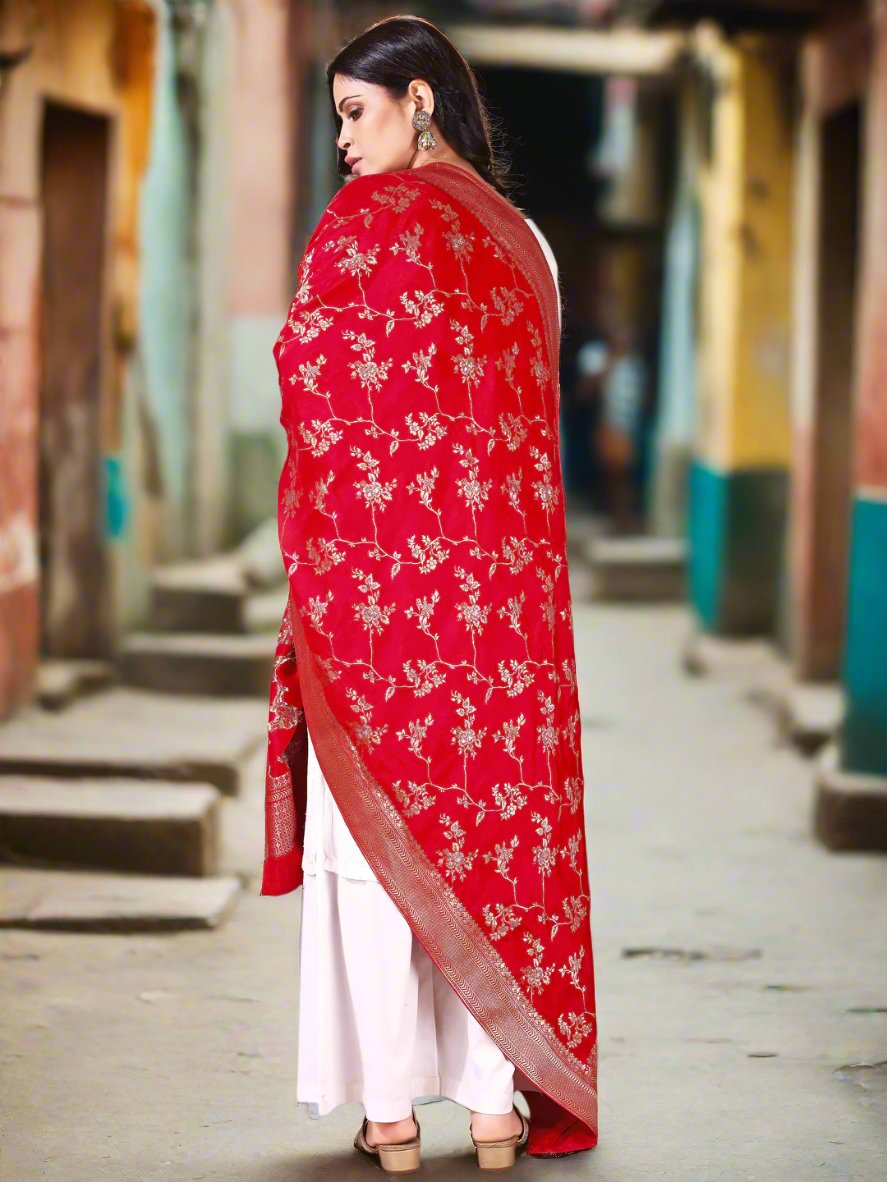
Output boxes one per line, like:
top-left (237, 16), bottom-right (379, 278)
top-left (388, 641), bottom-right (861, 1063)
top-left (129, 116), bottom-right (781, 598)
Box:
top-left (0, 529), bottom-right (289, 933)
top-left (119, 551), bottom-right (287, 696)
top-left (583, 534), bottom-right (687, 601)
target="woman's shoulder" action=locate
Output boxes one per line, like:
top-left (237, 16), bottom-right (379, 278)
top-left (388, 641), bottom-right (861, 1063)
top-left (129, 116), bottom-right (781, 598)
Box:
top-left (300, 171), bottom-right (438, 267)
top-left (298, 170), bottom-right (453, 286)
top-left (321, 168), bottom-right (441, 227)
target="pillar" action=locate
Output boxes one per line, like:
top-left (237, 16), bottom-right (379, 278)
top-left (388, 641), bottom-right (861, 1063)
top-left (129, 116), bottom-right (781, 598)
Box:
top-left (842, 4), bottom-right (887, 776)
top-left (689, 35), bottom-right (794, 637)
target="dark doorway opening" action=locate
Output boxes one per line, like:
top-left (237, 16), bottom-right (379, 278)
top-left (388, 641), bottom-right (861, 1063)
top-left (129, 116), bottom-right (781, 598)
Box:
top-left (806, 99), bottom-right (861, 678)
top-left (39, 101), bottom-right (112, 658)
top-left (476, 65), bottom-right (673, 534)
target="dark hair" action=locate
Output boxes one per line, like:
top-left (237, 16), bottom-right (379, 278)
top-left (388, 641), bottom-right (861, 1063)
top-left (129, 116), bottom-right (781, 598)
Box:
top-left (326, 15), bottom-right (513, 199)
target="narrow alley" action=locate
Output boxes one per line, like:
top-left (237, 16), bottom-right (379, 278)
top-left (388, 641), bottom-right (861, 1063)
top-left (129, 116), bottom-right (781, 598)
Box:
top-left (2, 3), bottom-right (886, 1179)
top-left (3, 594), bottom-right (884, 1180)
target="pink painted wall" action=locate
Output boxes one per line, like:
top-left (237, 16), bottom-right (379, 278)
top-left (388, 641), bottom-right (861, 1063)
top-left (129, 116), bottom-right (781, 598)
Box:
top-left (227, 0), bottom-right (296, 317)
top-left (856, 6), bottom-right (887, 492)
top-left (0, 203), bottom-right (41, 716)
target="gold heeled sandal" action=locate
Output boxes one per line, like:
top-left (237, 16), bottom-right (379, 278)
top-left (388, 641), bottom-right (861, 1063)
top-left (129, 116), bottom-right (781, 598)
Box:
top-left (354, 1106), bottom-right (421, 1174)
top-left (470, 1105), bottom-right (529, 1171)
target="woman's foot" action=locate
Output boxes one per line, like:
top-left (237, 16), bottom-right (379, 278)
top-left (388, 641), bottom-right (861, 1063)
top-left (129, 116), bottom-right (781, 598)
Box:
top-left (470, 1107), bottom-right (523, 1142)
top-left (365, 1113), bottom-right (419, 1148)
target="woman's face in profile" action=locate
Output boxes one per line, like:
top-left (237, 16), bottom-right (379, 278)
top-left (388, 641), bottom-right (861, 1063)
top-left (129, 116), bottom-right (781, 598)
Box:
top-left (333, 74), bottom-right (423, 178)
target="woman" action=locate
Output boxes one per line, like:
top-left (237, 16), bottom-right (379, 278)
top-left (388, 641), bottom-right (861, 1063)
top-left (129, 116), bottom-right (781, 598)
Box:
top-left (261, 15), bottom-right (598, 1171)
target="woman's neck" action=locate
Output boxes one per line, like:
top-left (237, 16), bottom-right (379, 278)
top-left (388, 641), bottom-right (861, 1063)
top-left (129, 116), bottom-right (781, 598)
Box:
top-left (409, 153), bottom-right (482, 181)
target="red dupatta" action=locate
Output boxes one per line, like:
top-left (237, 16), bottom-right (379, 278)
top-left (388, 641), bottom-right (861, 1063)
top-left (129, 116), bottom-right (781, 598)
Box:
top-left (261, 160), bottom-right (598, 1156)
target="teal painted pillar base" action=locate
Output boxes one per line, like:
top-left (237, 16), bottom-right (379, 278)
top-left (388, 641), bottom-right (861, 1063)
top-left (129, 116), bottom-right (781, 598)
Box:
top-left (688, 460), bottom-right (788, 636)
top-left (841, 495), bottom-right (887, 775)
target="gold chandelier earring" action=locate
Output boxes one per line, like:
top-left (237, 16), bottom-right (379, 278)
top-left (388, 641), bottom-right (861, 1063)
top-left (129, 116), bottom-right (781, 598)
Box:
top-left (412, 108), bottom-right (436, 151)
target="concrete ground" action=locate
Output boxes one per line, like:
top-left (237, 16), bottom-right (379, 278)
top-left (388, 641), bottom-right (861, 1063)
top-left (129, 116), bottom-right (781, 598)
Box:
top-left (2, 599), bottom-right (885, 1180)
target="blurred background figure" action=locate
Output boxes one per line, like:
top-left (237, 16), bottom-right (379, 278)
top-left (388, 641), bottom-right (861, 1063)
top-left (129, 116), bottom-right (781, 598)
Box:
top-left (561, 312), bottom-right (608, 514)
top-left (576, 320), bottom-right (648, 533)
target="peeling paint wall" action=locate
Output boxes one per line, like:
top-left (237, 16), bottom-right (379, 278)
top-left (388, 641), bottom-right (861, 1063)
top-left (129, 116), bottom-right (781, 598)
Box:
top-left (0, 0), bottom-right (156, 714)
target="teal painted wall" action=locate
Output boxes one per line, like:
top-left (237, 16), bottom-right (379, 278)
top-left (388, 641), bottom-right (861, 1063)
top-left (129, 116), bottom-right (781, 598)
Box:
top-left (689, 460), bottom-right (789, 635)
top-left (138, 1), bottom-right (192, 557)
top-left (841, 496), bottom-right (887, 774)
top-left (688, 461), bottom-right (725, 631)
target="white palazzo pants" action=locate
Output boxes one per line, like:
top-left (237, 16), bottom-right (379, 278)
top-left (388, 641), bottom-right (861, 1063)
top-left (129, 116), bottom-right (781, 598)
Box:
top-left (296, 733), bottom-right (519, 1122)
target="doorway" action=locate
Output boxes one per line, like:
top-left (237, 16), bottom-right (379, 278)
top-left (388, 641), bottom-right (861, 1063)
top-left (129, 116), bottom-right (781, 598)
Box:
top-left (38, 101), bottom-right (112, 658)
top-left (804, 100), bottom-right (861, 678)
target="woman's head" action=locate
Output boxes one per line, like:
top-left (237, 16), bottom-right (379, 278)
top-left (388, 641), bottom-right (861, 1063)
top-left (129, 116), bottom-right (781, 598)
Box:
top-left (327, 15), bottom-right (512, 197)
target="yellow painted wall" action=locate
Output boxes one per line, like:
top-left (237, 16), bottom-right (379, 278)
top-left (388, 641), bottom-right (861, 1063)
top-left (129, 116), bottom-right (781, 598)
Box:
top-left (1, 0), bottom-right (156, 395)
top-left (2, 0), bottom-right (121, 200)
top-left (695, 36), bottom-right (795, 471)
top-left (732, 42), bottom-right (794, 469)
top-left (696, 38), bottom-right (744, 468)
top-left (107, 1), bottom-right (157, 447)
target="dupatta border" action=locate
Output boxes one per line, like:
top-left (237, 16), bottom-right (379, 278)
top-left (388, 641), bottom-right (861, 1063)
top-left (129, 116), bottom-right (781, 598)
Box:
top-left (412, 161), bottom-right (562, 394)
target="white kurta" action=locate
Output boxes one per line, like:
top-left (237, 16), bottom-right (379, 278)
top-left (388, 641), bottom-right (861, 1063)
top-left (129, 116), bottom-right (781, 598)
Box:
top-left (296, 219), bottom-right (560, 1122)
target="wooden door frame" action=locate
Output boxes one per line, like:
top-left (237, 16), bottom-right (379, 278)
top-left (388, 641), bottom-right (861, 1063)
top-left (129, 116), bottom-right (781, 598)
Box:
top-left (38, 96), bottom-right (118, 659)
top-left (788, 18), bottom-right (869, 679)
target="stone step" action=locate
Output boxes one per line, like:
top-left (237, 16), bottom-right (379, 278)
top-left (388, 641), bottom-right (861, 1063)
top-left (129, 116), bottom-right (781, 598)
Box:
top-left (233, 516), bottom-right (288, 590)
top-left (243, 584), bottom-right (289, 634)
top-left (151, 555), bottom-right (248, 634)
top-left (0, 687), bottom-right (266, 796)
top-left (681, 629), bottom-right (788, 684)
top-left (0, 777), bottom-right (221, 877)
top-left (119, 632), bottom-right (275, 697)
top-left (565, 510), bottom-right (609, 560)
top-left (151, 557), bottom-right (288, 636)
top-left (0, 866), bottom-right (241, 932)
top-left (36, 660), bottom-right (116, 711)
top-left (773, 681), bottom-right (844, 756)
top-left (583, 535), bottom-right (687, 601)
top-left (814, 741), bottom-right (887, 853)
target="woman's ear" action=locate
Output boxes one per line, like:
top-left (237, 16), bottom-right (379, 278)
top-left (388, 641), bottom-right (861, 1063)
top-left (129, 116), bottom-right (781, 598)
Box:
top-left (407, 78), bottom-right (435, 119)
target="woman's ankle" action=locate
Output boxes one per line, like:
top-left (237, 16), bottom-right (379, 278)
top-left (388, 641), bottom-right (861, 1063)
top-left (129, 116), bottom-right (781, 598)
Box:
top-left (470, 1107), bottom-right (521, 1139)
top-left (365, 1113), bottom-right (417, 1145)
